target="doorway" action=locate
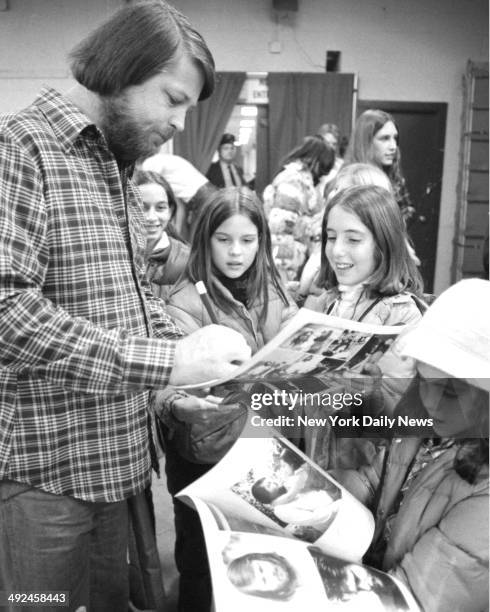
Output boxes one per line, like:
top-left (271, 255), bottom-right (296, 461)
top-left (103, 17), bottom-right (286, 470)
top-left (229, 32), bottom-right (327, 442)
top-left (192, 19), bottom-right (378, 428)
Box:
top-left (357, 100), bottom-right (447, 293)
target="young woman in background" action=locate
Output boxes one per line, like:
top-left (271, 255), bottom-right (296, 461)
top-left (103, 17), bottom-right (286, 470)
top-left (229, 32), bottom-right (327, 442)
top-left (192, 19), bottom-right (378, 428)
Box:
top-left (344, 110), bottom-right (414, 223)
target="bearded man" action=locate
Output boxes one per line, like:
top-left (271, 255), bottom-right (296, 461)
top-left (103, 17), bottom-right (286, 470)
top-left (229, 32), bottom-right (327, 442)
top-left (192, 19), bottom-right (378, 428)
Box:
top-left (0, 2), bottom-right (250, 610)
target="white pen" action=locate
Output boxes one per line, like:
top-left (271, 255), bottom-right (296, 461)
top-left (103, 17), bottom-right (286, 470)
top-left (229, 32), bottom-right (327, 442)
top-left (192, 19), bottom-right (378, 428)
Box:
top-left (195, 281), bottom-right (219, 324)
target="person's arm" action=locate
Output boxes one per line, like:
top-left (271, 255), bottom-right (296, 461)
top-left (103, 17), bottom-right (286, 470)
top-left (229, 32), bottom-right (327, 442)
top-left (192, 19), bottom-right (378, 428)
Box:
top-left (140, 273), bottom-right (184, 340)
top-left (388, 492), bottom-right (489, 612)
top-left (329, 441), bottom-right (387, 507)
top-left (0, 134), bottom-right (176, 394)
top-left (0, 135), bottom-right (249, 392)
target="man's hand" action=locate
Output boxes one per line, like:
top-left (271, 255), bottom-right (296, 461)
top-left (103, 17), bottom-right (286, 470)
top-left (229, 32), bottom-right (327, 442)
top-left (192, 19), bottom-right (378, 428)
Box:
top-left (168, 325), bottom-right (251, 386)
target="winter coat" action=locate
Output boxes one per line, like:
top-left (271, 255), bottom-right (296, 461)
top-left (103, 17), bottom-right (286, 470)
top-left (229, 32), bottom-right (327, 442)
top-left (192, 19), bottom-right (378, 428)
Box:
top-left (304, 286), bottom-right (422, 327)
top-left (303, 287), bottom-right (423, 470)
top-left (161, 276), bottom-right (298, 465)
top-left (166, 277), bottom-right (298, 354)
top-left (305, 286), bottom-right (422, 398)
top-left (336, 438), bottom-right (489, 612)
top-left (145, 235), bottom-right (190, 301)
top-left (263, 161), bottom-right (323, 280)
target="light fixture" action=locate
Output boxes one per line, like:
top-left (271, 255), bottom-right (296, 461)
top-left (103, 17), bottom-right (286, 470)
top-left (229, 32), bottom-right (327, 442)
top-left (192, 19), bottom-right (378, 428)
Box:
top-left (240, 106), bottom-right (258, 117)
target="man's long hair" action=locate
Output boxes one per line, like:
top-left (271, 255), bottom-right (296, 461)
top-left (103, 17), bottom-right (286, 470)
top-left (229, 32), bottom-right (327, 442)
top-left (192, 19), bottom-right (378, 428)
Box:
top-left (69, 1), bottom-right (214, 99)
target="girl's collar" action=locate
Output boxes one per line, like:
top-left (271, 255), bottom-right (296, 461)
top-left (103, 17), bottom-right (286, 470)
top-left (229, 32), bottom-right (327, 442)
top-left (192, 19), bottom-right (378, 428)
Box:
top-left (145, 231), bottom-right (169, 259)
top-left (337, 283), bottom-right (368, 300)
top-left (153, 232), bottom-right (170, 251)
top-left (214, 269), bottom-right (250, 307)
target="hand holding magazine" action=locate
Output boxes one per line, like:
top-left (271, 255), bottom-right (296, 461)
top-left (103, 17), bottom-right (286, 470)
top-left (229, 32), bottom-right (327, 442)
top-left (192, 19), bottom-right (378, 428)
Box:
top-left (169, 307), bottom-right (414, 465)
top-left (177, 428), bottom-right (420, 611)
top-left (178, 307), bottom-right (405, 392)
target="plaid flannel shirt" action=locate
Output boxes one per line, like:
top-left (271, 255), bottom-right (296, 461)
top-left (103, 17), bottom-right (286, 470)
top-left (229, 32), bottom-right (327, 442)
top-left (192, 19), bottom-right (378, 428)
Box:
top-left (0, 87), bottom-right (184, 502)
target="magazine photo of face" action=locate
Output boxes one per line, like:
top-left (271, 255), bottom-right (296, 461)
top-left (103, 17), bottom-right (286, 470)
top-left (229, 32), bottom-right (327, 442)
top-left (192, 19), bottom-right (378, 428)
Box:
top-left (213, 532), bottom-right (329, 611)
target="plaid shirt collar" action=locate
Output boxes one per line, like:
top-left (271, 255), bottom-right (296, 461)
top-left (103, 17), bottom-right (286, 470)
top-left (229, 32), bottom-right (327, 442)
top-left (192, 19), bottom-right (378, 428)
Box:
top-left (35, 87), bottom-right (133, 178)
top-left (35, 86), bottom-right (96, 153)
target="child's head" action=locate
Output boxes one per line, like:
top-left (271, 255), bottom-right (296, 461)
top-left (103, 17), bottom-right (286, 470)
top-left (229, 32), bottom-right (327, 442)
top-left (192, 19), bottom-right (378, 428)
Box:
top-left (187, 187), bottom-right (288, 318)
top-left (227, 552), bottom-right (297, 601)
top-left (326, 162), bottom-right (392, 202)
top-left (318, 184), bottom-right (423, 296)
top-left (133, 169), bottom-right (177, 248)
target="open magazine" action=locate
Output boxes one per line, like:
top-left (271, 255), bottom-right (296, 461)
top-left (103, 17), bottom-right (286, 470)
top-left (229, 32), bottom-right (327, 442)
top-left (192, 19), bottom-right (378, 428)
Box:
top-left (178, 427), bottom-right (420, 611)
top-left (179, 307), bottom-right (404, 391)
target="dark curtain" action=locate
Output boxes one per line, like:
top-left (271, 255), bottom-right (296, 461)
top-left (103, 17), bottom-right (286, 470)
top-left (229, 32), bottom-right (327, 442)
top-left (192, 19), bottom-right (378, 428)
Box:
top-left (267, 72), bottom-right (355, 179)
top-left (173, 71), bottom-right (246, 173)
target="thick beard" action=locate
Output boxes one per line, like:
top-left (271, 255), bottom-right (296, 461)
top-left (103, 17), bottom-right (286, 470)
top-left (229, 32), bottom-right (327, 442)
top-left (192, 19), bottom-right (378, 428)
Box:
top-left (100, 94), bottom-right (173, 163)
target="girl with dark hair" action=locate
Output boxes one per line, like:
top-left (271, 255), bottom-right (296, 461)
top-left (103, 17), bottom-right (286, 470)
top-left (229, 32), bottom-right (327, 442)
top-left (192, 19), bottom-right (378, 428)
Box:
top-left (344, 109), bottom-right (414, 222)
top-left (263, 136), bottom-right (335, 284)
top-left (159, 186), bottom-right (297, 612)
top-left (166, 186), bottom-right (296, 349)
top-left (133, 169), bottom-right (189, 299)
top-left (334, 279), bottom-right (489, 612)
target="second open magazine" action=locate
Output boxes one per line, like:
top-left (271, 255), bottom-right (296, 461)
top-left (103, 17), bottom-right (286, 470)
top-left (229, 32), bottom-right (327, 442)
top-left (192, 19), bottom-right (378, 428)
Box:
top-left (176, 426), bottom-right (420, 611)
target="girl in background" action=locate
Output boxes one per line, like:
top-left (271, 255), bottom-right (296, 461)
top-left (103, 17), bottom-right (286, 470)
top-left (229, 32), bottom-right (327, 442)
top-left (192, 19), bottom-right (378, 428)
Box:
top-left (160, 186), bottom-right (297, 612)
top-left (263, 135), bottom-right (335, 284)
top-left (305, 184), bottom-right (424, 470)
top-left (344, 110), bottom-right (414, 222)
top-left (133, 169), bottom-right (189, 300)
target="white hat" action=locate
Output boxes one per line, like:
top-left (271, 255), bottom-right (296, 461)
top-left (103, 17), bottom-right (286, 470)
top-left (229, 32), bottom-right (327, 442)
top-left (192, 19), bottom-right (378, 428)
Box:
top-left (399, 278), bottom-right (490, 391)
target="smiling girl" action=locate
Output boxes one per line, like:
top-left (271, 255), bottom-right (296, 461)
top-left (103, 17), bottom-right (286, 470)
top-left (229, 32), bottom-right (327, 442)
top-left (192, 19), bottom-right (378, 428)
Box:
top-left (133, 170), bottom-right (190, 299)
top-left (306, 184), bottom-right (423, 327)
top-left (304, 184), bottom-right (424, 470)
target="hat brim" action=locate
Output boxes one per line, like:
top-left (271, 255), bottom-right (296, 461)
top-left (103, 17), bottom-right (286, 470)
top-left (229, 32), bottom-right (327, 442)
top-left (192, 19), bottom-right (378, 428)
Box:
top-left (400, 327), bottom-right (490, 392)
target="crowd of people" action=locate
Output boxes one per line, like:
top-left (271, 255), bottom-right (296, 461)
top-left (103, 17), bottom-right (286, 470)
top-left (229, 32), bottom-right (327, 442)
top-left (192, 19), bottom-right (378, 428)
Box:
top-left (0, 2), bottom-right (488, 612)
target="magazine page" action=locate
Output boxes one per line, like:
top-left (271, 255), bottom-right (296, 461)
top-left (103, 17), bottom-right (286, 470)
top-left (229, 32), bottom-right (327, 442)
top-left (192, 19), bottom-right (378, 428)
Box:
top-left (189, 499), bottom-right (419, 611)
top-left (177, 425), bottom-right (374, 562)
top-left (178, 307), bottom-right (403, 390)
